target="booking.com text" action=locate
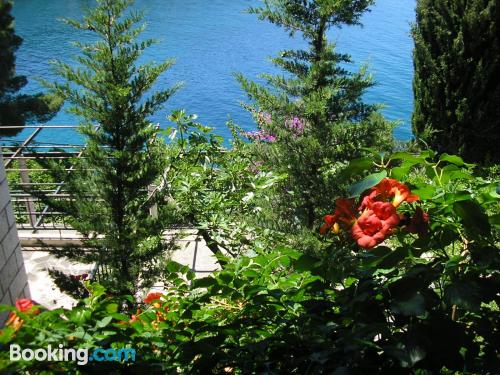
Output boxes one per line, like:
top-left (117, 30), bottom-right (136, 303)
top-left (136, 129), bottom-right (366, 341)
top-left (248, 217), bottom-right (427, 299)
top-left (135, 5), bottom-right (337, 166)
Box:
top-left (10, 344), bottom-right (136, 365)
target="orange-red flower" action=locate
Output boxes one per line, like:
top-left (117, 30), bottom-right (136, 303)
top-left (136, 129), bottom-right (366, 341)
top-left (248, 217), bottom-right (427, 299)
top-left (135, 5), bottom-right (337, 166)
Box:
top-left (320, 214), bottom-right (339, 235)
top-left (155, 305), bottom-right (170, 323)
top-left (129, 308), bottom-right (142, 324)
top-left (15, 299), bottom-right (37, 312)
top-left (320, 198), bottom-right (357, 234)
top-left (321, 178), bottom-right (422, 249)
top-left (359, 178), bottom-right (419, 210)
top-left (144, 292), bottom-right (163, 305)
top-left (351, 201), bottom-right (400, 249)
top-left (6, 299), bottom-right (39, 331)
top-left (142, 293), bottom-right (171, 327)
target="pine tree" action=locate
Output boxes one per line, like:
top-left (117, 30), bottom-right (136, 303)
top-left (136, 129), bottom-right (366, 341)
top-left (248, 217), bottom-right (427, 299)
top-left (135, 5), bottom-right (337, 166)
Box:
top-left (412, 0), bottom-right (500, 164)
top-left (237, 0), bottom-right (394, 230)
top-left (0, 0), bottom-right (61, 136)
top-left (40, 0), bottom-right (180, 297)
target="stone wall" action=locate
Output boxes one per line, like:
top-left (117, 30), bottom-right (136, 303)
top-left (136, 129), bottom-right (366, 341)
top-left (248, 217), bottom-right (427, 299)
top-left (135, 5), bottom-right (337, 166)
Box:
top-left (0, 153), bottom-right (30, 325)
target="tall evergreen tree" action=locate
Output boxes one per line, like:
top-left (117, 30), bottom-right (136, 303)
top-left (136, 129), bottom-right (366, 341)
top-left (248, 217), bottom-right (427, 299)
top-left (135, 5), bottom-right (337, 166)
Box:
top-left (412, 0), bottom-right (500, 163)
top-left (237, 0), bottom-right (394, 230)
top-left (40, 0), bottom-right (180, 297)
top-left (0, 0), bottom-right (61, 136)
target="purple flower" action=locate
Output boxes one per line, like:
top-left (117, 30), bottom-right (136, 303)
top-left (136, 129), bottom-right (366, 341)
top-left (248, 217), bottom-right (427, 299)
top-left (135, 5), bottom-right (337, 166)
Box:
top-left (263, 135), bottom-right (276, 142)
top-left (243, 130), bottom-right (277, 143)
top-left (256, 112), bottom-right (272, 126)
top-left (285, 116), bottom-right (305, 136)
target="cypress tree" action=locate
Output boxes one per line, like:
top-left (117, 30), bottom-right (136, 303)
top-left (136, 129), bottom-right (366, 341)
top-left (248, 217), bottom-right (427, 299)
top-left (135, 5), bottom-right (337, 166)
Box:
top-left (237, 0), bottom-right (394, 230)
top-left (40, 0), bottom-right (180, 297)
top-left (412, 0), bottom-right (500, 163)
top-left (0, 0), bottom-right (61, 136)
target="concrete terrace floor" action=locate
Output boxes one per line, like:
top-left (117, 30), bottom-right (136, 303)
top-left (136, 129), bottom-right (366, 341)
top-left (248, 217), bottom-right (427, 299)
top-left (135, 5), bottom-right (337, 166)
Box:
top-left (18, 229), bottom-right (220, 309)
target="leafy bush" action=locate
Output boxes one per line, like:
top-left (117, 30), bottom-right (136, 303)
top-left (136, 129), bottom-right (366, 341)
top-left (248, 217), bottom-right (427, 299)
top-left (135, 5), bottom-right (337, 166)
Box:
top-left (164, 110), bottom-right (285, 259)
top-left (2, 151), bottom-right (498, 373)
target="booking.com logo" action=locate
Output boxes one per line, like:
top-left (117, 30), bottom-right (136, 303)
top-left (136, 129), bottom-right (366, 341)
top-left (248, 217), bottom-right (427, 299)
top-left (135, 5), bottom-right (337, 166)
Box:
top-left (10, 344), bottom-right (136, 365)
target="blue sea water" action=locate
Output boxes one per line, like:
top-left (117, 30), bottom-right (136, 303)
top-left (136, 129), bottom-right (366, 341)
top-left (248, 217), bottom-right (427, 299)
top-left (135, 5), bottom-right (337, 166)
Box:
top-left (7, 0), bottom-right (416, 145)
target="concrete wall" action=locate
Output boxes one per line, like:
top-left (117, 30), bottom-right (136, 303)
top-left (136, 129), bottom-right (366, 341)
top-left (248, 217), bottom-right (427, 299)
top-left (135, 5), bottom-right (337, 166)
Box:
top-left (0, 153), bottom-right (30, 325)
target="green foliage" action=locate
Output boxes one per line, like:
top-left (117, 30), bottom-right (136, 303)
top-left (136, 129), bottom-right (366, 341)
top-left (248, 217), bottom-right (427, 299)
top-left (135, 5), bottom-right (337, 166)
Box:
top-left (36, 0), bottom-right (180, 296)
top-left (3, 151), bottom-right (498, 373)
top-left (412, 0), bottom-right (500, 164)
top-left (237, 0), bottom-right (395, 232)
top-left (1, 0), bottom-right (498, 372)
top-left (0, 0), bottom-right (62, 136)
top-left (164, 110), bottom-right (285, 259)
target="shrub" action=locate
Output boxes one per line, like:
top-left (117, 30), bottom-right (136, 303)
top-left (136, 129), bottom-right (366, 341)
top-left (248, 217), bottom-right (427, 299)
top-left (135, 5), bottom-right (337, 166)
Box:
top-left (161, 110), bottom-right (285, 260)
top-left (2, 151), bottom-right (498, 373)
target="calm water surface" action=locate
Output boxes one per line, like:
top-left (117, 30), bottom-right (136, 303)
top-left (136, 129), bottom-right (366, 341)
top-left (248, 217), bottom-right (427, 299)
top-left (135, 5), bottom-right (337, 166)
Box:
top-left (9, 0), bottom-right (416, 145)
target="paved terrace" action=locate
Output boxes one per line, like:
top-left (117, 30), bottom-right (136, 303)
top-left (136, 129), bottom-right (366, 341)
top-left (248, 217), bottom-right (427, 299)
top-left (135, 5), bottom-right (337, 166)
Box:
top-left (19, 229), bottom-right (220, 309)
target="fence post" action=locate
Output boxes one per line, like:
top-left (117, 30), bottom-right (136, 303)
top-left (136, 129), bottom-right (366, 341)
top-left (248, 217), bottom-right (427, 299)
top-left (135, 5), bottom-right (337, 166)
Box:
top-left (18, 156), bottom-right (37, 228)
top-left (148, 185), bottom-right (158, 218)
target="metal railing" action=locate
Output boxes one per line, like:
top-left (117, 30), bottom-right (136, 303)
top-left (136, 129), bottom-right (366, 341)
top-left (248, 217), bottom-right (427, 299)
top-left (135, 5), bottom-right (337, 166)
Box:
top-left (1, 123), bottom-right (169, 233)
top-left (2, 125), bottom-right (83, 232)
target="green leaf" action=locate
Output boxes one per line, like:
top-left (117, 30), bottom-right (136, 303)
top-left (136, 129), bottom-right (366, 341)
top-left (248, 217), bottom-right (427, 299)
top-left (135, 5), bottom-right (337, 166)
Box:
top-left (0, 305), bottom-right (15, 313)
top-left (70, 309), bottom-right (91, 325)
top-left (166, 261), bottom-right (186, 274)
top-left (444, 282), bottom-right (481, 312)
top-left (97, 316), bottom-right (113, 328)
top-left (293, 254), bottom-right (320, 272)
top-left (390, 166), bottom-right (410, 180)
top-left (360, 246), bottom-right (392, 269)
top-left (444, 191), bottom-right (471, 205)
top-left (391, 292), bottom-right (426, 316)
top-left (479, 184), bottom-right (500, 204)
top-left (378, 247), bottom-right (411, 270)
top-left (274, 246), bottom-right (301, 260)
top-left (186, 270), bottom-right (196, 281)
top-left (411, 185), bottom-right (436, 200)
top-left (110, 313), bottom-right (129, 321)
top-left (105, 303), bottom-right (118, 313)
top-left (439, 153), bottom-right (466, 166)
top-left (341, 157), bottom-right (373, 178)
top-left (453, 200), bottom-right (491, 236)
top-left (241, 269), bottom-right (261, 279)
top-left (348, 170), bottom-right (387, 197)
top-left (489, 185), bottom-right (500, 199)
top-left (217, 271), bottom-right (233, 285)
top-left (0, 326), bottom-right (15, 344)
top-left (489, 213), bottom-right (500, 228)
top-left (439, 164), bottom-right (460, 184)
top-left (88, 283), bottom-right (106, 298)
top-left (389, 152), bottom-right (424, 164)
